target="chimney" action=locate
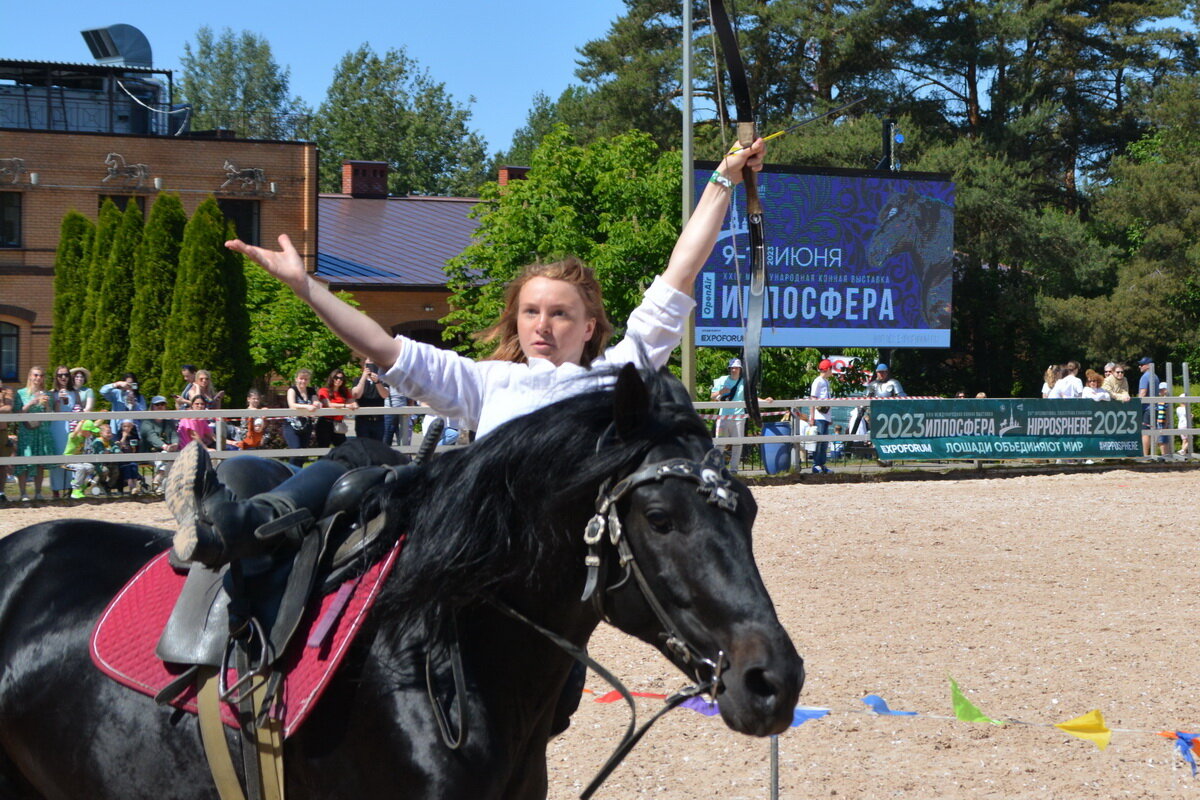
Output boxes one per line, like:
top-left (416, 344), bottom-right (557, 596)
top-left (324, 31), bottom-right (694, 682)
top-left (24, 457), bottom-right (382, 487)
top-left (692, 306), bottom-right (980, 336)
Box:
top-left (341, 161), bottom-right (389, 198)
top-left (498, 166), bottom-right (530, 186)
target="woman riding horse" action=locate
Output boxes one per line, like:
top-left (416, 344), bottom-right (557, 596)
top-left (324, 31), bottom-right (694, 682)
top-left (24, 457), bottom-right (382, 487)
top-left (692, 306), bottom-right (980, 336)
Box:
top-left (165, 139), bottom-right (767, 567)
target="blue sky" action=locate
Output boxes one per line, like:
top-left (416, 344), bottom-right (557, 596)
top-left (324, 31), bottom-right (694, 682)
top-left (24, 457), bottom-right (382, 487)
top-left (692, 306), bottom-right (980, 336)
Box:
top-left (2, 0), bottom-right (629, 153)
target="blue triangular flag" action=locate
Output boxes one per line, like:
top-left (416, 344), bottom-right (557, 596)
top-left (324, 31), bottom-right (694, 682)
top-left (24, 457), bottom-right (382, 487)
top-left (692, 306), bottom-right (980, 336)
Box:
top-left (862, 694), bottom-right (918, 716)
top-left (791, 706), bottom-right (830, 727)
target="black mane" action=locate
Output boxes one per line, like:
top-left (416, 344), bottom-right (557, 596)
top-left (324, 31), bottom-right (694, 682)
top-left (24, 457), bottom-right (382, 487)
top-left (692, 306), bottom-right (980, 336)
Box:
top-left (376, 367), bottom-right (709, 630)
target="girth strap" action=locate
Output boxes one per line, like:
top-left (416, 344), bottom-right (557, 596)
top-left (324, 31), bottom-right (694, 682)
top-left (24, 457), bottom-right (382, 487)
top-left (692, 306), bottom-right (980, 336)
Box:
top-left (197, 667), bottom-right (247, 800)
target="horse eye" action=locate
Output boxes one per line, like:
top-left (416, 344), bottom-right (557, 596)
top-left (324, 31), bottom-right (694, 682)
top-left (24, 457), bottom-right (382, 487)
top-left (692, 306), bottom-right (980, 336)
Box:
top-left (643, 508), bottom-right (673, 533)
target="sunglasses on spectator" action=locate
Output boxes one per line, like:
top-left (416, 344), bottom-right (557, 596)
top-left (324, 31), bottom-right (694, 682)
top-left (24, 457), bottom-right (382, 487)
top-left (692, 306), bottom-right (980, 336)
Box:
top-left (1115, 370), bottom-right (1124, 374)
top-left (334, 375), bottom-right (345, 380)
top-left (56, 372), bottom-right (69, 378)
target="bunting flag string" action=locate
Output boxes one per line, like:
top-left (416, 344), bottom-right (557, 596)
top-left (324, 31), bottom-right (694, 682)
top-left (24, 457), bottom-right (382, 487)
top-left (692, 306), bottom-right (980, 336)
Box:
top-left (584, 675), bottom-right (1195, 773)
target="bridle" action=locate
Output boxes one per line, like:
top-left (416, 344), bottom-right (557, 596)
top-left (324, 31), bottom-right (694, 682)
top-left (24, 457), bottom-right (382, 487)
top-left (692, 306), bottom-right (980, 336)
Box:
top-left (491, 439), bottom-right (744, 799)
top-left (581, 445), bottom-right (738, 679)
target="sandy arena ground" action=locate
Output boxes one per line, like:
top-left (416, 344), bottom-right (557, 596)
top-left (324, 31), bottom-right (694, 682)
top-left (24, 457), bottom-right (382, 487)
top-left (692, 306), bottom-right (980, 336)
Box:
top-left (3, 468), bottom-right (1199, 799)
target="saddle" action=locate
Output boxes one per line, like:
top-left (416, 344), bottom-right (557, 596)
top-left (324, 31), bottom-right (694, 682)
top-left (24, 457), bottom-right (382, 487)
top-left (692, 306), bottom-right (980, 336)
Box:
top-left (92, 465), bottom-right (416, 800)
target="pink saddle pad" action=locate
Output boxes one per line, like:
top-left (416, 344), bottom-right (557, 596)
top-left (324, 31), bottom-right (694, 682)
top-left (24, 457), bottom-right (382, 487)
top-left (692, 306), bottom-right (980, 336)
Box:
top-left (90, 540), bottom-right (402, 737)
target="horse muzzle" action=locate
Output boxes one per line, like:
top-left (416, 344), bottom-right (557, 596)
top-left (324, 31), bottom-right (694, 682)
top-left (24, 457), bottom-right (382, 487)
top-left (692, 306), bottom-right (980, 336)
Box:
top-left (712, 628), bottom-right (804, 736)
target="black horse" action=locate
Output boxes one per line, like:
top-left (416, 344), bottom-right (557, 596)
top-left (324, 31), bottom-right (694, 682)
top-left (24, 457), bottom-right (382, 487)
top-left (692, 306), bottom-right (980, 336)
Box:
top-left (0, 365), bottom-right (802, 799)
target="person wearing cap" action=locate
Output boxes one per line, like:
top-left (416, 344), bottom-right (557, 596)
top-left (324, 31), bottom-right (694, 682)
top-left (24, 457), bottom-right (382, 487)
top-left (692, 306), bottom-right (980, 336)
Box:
top-left (141, 395), bottom-right (181, 492)
top-left (63, 419), bottom-right (103, 499)
top-left (1137, 357), bottom-right (1158, 456)
top-left (809, 359), bottom-right (835, 474)
top-left (866, 363), bottom-right (905, 399)
top-left (710, 357), bottom-right (747, 472)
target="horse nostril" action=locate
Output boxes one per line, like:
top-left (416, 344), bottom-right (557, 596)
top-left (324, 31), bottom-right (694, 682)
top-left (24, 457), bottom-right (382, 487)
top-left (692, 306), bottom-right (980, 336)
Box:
top-left (743, 666), bottom-right (780, 699)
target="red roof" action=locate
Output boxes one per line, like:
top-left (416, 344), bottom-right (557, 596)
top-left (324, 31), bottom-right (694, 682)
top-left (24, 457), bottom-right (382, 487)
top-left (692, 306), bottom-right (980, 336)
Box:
top-left (316, 194), bottom-right (480, 287)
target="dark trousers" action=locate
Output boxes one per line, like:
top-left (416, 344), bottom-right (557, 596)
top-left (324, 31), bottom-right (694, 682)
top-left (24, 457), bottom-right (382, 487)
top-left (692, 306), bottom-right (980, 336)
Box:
top-left (355, 416), bottom-right (385, 442)
top-left (281, 423), bottom-right (312, 467)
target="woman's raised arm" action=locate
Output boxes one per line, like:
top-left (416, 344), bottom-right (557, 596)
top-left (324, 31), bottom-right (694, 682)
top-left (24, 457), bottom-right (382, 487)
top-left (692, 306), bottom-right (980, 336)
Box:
top-left (659, 138), bottom-right (765, 295)
top-left (227, 235), bottom-right (404, 370)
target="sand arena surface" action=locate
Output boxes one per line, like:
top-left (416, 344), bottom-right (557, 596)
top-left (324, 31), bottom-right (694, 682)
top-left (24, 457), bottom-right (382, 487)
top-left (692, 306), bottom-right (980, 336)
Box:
top-left (3, 468), bottom-right (1198, 798)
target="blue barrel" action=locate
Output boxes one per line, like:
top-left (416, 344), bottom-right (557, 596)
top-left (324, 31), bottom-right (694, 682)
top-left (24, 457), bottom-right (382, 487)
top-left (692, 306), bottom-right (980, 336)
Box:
top-left (760, 421), bottom-right (792, 475)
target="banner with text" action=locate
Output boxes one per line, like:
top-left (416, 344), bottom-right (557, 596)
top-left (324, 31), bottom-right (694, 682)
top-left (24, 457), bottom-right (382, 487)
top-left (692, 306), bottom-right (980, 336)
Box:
top-left (693, 164), bottom-right (955, 348)
top-left (870, 399), bottom-right (1141, 460)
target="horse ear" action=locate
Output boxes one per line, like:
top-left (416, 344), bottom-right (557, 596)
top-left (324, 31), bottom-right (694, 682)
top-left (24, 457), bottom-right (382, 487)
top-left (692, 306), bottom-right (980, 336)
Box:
top-left (612, 363), bottom-right (650, 441)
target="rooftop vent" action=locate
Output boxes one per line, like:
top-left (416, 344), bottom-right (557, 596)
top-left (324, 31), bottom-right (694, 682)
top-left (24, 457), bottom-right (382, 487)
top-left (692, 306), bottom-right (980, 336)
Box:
top-left (81, 24), bottom-right (153, 68)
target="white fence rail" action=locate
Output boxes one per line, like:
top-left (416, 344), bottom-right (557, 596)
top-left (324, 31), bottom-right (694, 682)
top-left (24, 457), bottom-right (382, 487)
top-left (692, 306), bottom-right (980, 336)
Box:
top-left (3, 397), bottom-right (1197, 473)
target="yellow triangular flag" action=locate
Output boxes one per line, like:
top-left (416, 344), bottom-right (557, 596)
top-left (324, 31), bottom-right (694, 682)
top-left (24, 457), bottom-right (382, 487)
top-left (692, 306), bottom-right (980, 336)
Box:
top-left (1055, 709), bottom-right (1111, 751)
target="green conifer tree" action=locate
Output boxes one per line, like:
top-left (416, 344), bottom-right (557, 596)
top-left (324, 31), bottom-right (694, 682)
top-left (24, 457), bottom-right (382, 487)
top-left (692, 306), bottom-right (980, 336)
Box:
top-left (127, 194), bottom-right (187, 400)
top-left (79, 200), bottom-right (123, 374)
top-left (159, 198), bottom-right (252, 398)
top-left (90, 201), bottom-right (144, 383)
top-left (49, 211), bottom-right (96, 369)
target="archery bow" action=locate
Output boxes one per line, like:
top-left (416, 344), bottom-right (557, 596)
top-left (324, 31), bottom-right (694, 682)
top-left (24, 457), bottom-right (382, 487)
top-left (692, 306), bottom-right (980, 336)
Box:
top-left (708, 0), bottom-right (765, 426)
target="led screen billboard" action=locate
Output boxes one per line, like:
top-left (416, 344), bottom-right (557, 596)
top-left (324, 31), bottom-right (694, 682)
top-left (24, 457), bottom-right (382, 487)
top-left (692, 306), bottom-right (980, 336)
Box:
top-left (693, 163), bottom-right (955, 348)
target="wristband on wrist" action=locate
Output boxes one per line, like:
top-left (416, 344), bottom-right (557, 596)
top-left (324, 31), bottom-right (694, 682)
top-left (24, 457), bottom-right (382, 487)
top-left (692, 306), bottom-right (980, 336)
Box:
top-left (708, 171), bottom-right (733, 190)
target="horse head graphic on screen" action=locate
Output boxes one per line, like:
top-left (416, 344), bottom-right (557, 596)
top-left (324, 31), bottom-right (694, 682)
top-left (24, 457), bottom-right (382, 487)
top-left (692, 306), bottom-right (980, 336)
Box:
top-left (868, 186), bottom-right (954, 328)
top-left (0, 365), bottom-right (803, 800)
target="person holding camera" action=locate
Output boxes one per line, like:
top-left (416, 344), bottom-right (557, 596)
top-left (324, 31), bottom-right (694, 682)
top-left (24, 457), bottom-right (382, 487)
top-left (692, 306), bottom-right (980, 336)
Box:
top-left (100, 372), bottom-right (147, 435)
top-left (352, 358), bottom-right (389, 441)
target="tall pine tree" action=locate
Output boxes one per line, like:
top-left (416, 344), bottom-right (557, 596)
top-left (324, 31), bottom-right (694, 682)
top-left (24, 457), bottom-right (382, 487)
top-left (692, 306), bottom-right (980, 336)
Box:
top-left (90, 201), bottom-right (144, 383)
top-left (49, 211), bottom-right (95, 369)
top-left (127, 193), bottom-right (187, 399)
top-left (159, 198), bottom-right (251, 399)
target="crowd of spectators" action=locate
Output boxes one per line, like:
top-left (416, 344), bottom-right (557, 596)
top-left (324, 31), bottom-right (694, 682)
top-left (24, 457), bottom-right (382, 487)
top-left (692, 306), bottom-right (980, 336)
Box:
top-left (1, 358), bottom-right (424, 503)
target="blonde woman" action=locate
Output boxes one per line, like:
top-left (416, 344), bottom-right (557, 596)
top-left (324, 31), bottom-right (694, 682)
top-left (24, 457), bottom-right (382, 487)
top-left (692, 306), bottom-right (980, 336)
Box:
top-left (14, 366), bottom-right (54, 501)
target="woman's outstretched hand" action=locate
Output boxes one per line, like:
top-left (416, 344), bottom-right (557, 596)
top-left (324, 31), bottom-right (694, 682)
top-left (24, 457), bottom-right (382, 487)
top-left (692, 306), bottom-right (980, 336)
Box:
top-left (226, 235), bottom-right (308, 293)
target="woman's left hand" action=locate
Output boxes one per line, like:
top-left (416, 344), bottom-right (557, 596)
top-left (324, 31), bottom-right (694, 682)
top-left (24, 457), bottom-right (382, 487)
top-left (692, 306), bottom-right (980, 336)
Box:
top-left (718, 138), bottom-right (765, 184)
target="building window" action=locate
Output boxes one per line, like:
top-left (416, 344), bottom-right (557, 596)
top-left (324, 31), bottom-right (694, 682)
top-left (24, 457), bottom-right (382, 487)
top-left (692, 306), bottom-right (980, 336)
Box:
top-left (0, 193), bottom-right (20, 247)
top-left (99, 195), bottom-right (146, 215)
top-left (217, 199), bottom-right (260, 246)
top-left (0, 321), bottom-right (17, 381)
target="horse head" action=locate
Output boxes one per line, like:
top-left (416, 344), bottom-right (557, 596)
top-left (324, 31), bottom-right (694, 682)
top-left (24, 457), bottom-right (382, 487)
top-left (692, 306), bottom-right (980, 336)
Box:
top-left (584, 364), bottom-right (803, 736)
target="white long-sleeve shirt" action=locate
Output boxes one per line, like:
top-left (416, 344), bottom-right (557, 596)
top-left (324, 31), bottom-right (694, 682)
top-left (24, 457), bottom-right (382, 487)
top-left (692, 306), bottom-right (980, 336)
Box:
top-left (382, 276), bottom-right (695, 439)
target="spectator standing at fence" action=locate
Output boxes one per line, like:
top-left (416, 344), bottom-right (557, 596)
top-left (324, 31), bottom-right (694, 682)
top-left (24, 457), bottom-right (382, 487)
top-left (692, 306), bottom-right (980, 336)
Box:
top-left (176, 365), bottom-right (196, 410)
top-left (141, 395), bottom-right (179, 492)
top-left (1049, 361), bottom-right (1083, 398)
top-left (1137, 357), bottom-right (1158, 456)
top-left (182, 369), bottom-right (224, 410)
top-left (101, 373), bottom-right (147, 434)
top-left (710, 357), bottom-right (747, 472)
top-left (15, 366), bottom-right (54, 502)
top-left (1042, 365), bottom-right (1063, 398)
top-left (46, 365), bottom-right (79, 498)
top-left (1102, 363), bottom-right (1131, 402)
top-left (867, 363), bottom-right (905, 398)
top-left (1177, 393), bottom-right (1193, 458)
top-left (352, 360), bottom-right (388, 441)
top-left (0, 384), bottom-right (13, 504)
top-left (381, 380), bottom-right (411, 447)
top-left (283, 368), bottom-right (321, 467)
top-left (809, 359), bottom-right (834, 474)
top-left (70, 367), bottom-right (96, 412)
top-left (1081, 370), bottom-right (1111, 400)
top-left (317, 369), bottom-right (356, 449)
